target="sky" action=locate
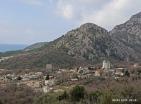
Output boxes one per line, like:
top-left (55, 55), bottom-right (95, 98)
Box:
top-left (0, 0), bottom-right (141, 45)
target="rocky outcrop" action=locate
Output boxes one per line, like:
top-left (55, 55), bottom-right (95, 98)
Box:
top-left (110, 12), bottom-right (141, 60)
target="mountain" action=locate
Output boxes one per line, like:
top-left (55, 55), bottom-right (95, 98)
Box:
top-left (1, 12), bottom-right (141, 69)
top-left (0, 23), bottom-right (112, 69)
top-left (24, 42), bottom-right (48, 51)
top-left (110, 12), bottom-right (141, 60)
top-left (0, 44), bottom-right (27, 52)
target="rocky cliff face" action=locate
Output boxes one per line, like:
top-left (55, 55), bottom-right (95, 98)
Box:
top-left (56, 22), bottom-right (140, 62)
top-left (55, 23), bottom-right (111, 61)
top-left (110, 12), bottom-right (141, 60)
top-left (1, 12), bottom-right (141, 69)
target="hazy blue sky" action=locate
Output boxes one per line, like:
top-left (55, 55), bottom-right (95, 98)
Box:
top-left (0, 0), bottom-right (141, 44)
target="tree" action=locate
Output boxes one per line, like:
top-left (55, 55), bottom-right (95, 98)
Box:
top-left (45, 75), bottom-right (49, 80)
top-left (125, 70), bottom-right (130, 77)
top-left (70, 85), bottom-right (86, 102)
top-left (0, 100), bottom-right (3, 104)
top-left (17, 76), bottom-right (22, 80)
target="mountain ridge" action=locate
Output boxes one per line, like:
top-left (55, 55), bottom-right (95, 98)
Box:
top-left (1, 12), bottom-right (141, 69)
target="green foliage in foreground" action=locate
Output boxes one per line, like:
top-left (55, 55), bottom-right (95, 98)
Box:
top-left (1, 80), bottom-right (141, 104)
top-left (70, 85), bottom-right (86, 102)
top-left (34, 82), bottom-right (141, 104)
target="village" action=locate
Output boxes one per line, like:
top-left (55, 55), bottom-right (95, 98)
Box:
top-left (0, 60), bottom-right (141, 93)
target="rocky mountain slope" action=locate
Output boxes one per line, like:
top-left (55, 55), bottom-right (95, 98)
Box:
top-left (110, 12), bottom-right (141, 60)
top-left (0, 12), bottom-right (141, 69)
top-left (24, 42), bottom-right (48, 51)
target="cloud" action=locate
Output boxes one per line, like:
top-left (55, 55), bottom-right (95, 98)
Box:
top-left (56, 0), bottom-right (141, 30)
top-left (81, 0), bottom-right (141, 29)
top-left (56, 0), bottom-right (111, 20)
top-left (1, 0), bottom-right (141, 44)
top-left (57, 3), bottom-right (74, 19)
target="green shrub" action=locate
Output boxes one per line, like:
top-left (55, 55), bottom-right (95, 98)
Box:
top-left (89, 91), bottom-right (102, 103)
top-left (100, 91), bottom-right (113, 104)
top-left (70, 85), bottom-right (86, 102)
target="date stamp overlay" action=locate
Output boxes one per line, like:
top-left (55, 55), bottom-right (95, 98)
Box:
top-left (112, 98), bottom-right (137, 102)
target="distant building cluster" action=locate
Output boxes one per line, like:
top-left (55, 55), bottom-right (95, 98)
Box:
top-left (0, 60), bottom-right (141, 93)
top-left (0, 56), bottom-right (13, 62)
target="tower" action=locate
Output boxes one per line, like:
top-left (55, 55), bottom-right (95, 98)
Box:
top-left (46, 64), bottom-right (53, 74)
top-left (102, 60), bottom-right (111, 70)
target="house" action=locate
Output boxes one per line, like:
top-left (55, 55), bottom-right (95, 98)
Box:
top-left (42, 86), bottom-right (53, 93)
top-left (71, 78), bottom-right (78, 81)
top-left (95, 70), bottom-right (101, 76)
top-left (77, 67), bottom-right (90, 75)
top-left (95, 69), bottom-right (103, 77)
top-left (44, 79), bottom-right (55, 86)
top-left (114, 68), bottom-right (126, 79)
